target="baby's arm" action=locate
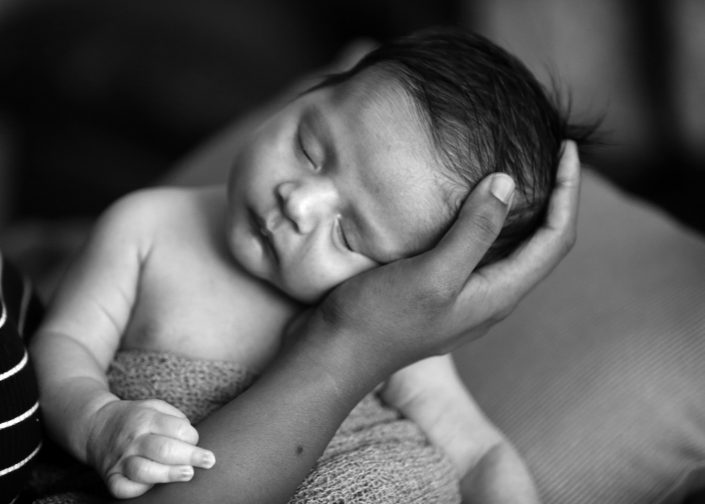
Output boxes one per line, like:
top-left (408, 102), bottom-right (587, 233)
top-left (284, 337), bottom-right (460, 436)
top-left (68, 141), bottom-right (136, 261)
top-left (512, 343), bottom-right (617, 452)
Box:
top-left (29, 190), bottom-right (214, 499)
top-left (381, 355), bottom-right (540, 503)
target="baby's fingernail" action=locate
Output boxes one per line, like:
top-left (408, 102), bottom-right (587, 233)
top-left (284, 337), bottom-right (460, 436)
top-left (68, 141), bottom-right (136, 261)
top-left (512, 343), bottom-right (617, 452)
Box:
top-left (199, 451), bottom-right (216, 468)
top-left (490, 174), bottom-right (515, 205)
top-left (178, 466), bottom-right (194, 481)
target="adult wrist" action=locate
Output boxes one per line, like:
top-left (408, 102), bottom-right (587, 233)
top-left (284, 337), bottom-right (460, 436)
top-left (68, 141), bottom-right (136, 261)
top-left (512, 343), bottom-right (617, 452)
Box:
top-left (293, 309), bottom-right (399, 401)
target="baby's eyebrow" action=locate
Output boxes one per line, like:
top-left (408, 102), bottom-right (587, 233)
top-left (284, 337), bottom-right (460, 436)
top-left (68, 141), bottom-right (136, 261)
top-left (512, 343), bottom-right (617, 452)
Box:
top-left (305, 104), bottom-right (326, 130)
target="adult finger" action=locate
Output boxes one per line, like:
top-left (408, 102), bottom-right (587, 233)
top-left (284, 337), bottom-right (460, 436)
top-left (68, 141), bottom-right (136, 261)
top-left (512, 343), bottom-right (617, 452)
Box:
top-left (121, 455), bottom-right (195, 485)
top-left (424, 172), bottom-right (515, 288)
top-left (468, 140), bottom-right (582, 307)
top-left (138, 434), bottom-right (216, 468)
top-left (543, 140), bottom-right (582, 235)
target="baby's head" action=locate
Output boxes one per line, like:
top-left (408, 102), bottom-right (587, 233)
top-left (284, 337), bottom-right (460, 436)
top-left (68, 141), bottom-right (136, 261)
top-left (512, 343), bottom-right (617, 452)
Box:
top-left (323, 27), bottom-right (598, 264)
top-left (226, 27), bottom-right (595, 303)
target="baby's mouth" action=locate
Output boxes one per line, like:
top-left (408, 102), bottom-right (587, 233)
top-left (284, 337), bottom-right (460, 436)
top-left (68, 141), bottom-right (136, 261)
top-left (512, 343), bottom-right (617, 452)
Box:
top-left (249, 208), bottom-right (279, 263)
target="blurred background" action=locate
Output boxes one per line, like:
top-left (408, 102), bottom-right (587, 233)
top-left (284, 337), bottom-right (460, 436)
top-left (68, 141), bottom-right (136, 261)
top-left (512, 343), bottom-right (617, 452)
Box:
top-left (0, 0), bottom-right (703, 283)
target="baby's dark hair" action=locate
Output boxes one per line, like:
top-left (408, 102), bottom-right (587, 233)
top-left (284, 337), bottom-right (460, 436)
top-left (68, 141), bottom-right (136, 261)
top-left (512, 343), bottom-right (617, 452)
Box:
top-left (315, 27), bottom-right (598, 264)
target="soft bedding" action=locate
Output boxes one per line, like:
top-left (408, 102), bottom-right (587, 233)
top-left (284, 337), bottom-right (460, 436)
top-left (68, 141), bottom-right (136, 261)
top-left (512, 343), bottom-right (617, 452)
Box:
top-left (27, 349), bottom-right (461, 504)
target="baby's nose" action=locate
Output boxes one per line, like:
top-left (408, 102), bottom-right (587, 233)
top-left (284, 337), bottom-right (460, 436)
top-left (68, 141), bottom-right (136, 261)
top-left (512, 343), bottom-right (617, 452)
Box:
top-left (277, 179), bottom-right (339, 233)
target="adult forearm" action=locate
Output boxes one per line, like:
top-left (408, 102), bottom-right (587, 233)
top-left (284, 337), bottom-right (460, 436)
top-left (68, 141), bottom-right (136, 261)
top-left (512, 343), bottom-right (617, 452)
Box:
top-left (123, 319), bottom-right (384, 504)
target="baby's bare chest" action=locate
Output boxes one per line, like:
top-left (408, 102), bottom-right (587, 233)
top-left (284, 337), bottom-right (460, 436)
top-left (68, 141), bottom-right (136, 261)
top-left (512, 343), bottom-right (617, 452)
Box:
top-left (121, 241), bottom-right (299, 372)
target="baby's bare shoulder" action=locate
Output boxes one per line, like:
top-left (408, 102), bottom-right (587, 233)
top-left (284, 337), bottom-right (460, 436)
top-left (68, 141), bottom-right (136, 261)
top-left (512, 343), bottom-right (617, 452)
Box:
top-left (95, 186), bottom-right (222, 241)
top-left (104, 186), bottom-right (210, 220)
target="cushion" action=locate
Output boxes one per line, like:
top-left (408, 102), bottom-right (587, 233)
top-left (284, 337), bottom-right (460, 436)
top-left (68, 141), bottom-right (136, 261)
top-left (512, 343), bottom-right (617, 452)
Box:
top-left (453, 170), bottom-right (705, 503)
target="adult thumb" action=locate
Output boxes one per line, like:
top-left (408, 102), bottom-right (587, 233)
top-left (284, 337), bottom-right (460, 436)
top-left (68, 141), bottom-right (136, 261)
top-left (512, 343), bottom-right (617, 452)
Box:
top-left (429, 173), bottom-right (514, 283)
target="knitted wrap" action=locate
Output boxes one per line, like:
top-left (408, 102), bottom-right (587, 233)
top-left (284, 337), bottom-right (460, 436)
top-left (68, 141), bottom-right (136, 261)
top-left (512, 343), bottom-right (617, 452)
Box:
top-left (31, 349), bottom-right (461, 503)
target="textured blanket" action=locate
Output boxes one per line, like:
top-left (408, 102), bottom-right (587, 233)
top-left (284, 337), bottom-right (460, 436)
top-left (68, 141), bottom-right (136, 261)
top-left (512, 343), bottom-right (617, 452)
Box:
top-left (29, 349), bottom-right (460, 503)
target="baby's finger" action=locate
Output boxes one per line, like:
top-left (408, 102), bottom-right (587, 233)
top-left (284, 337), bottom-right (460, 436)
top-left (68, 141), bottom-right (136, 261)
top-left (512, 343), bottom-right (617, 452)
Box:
top-left (139, 434), bottom-right (216, 468)
top-left (122, 455), bottom-right (195, 485)
top-left (141, 398), bottom-right (189, 419)
top-left (150, 411), bottom-right (200, 445)
top-left (106, 471), bottom-right (153, 499)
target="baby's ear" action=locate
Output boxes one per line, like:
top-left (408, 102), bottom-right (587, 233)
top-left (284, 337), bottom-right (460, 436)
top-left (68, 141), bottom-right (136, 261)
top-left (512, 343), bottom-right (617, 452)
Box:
top-left (334, 39), bottom-right (378, 71)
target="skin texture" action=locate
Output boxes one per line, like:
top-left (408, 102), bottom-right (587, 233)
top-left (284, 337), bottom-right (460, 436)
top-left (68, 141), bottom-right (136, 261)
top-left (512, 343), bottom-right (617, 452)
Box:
top-left (31, 40), bottom-right (580, 502)
top-left (111, 141), bottom-right (580, 504)
top-left (128, 43), bottom-right (581, 503)
top-left (32, 66), bottom-right (525, 499)
top-left (225, 69), bottom-right (452, 302)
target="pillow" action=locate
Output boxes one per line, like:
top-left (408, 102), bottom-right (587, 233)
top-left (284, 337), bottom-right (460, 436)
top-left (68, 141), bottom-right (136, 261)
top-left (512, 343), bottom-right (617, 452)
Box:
top-left (453, 170), bottom-right (705, 503)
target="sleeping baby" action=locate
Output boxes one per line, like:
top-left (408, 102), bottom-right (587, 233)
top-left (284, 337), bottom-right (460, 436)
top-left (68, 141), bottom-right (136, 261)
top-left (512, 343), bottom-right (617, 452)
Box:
top-left (30, 27), bottom-right (593, 503)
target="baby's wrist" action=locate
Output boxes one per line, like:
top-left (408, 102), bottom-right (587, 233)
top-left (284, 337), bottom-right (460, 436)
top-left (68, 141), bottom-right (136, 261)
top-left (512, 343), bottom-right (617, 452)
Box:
top-left (72, 388), bottom-right (121, 464)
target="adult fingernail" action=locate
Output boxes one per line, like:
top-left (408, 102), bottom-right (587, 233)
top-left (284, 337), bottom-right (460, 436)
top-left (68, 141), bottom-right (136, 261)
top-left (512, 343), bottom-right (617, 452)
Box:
top-left (490, 173), bottom-right (515, 205)
top-left (199, 451), bottom-right (216, 468)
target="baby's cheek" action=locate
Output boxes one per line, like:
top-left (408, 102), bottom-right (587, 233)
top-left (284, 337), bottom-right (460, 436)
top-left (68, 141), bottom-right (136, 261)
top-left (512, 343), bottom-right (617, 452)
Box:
top-left (276, 265), bottom-right (332, 303)
top-left (282, 255), bottom-right (375, 303)
top-left (310, 254), bottom-right (378, 295)
top-left (348, 254), bottom-right (379, 278)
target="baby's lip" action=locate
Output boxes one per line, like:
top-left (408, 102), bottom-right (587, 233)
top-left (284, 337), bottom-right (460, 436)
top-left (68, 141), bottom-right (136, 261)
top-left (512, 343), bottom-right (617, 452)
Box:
top-left (264, 212), bottom-right (286, 234)
top-left (249, 208), bottom-right (279, 263)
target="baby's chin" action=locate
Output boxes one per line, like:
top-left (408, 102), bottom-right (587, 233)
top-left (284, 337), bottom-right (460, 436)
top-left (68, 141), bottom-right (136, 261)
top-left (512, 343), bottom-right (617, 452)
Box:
top-left (228, 237), bottom-right (333, 304)
top-left (263, 270), bottom-right (335, 305)
top-left (274, 279), bottom-right (329, 306)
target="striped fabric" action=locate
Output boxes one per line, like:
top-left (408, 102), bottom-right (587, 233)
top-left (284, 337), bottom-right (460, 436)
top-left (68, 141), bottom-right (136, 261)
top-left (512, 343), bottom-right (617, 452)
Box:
top-left (0, 254), bottom-right (43, 504)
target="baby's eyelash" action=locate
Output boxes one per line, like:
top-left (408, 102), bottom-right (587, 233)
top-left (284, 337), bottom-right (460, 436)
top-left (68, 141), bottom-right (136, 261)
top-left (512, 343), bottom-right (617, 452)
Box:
top-left (297, 125), bottom-right (316, 168)
top-left (336, 217), bottom-right (353, 252)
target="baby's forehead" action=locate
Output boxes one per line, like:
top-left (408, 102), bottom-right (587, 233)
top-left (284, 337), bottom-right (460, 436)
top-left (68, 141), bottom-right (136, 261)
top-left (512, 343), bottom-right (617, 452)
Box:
top-left (331, 68), bottom-right (420, 125)
top-left (349, 71), bottom-right (464, 242)
top-left (319, 70), bottom-right (462, 259)
top-left (328, 70), bottom-right (437, 171)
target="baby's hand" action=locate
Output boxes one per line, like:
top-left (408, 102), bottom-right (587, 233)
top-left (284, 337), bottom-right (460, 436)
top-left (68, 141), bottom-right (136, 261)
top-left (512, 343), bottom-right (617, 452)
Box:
top-left (86, 398), bottom-right (216, 499)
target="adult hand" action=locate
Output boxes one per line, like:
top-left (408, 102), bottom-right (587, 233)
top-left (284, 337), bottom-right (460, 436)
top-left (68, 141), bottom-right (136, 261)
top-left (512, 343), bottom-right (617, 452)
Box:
top-left (309, 141), bottom-right (581, 377)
